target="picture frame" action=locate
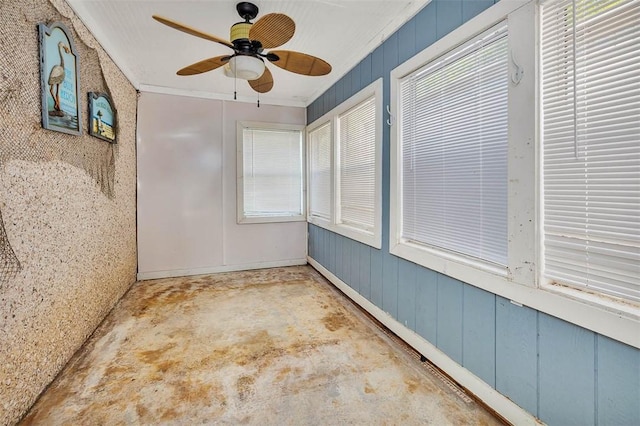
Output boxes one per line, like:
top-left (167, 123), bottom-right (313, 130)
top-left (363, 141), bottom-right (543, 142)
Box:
top-left (38, 22), bottom-right (81, 135)
top-left (88, 92), bottom-right (117, 143)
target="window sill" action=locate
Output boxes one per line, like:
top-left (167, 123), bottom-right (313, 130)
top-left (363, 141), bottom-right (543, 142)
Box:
top-left (308, 217), bottom-right (381, 250)
top-left (238, 215), bottom-right (306, 224)
top-left (542, 282), bottom-right (640, 324)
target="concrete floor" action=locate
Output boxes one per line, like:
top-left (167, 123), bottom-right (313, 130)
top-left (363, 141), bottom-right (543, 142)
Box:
top-left (21, 266), bottom-right (504, 425)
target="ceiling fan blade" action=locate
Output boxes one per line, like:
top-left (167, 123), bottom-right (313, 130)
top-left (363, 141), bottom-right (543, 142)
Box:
top-left (269, 50), bottom-right (331, 76)
top-left (152, 15), bottom-right (233, 49)
top-left (177, 56), bottom-right (230, 76)
top-left (248, 67), bottom-right (274, 93)
top-left (249, 13), bottom-right (295, 49)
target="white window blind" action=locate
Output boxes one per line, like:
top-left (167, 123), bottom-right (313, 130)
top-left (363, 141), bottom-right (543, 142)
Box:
top-left (338, 97), bottom-right (376, 231)
top-left (541, 0), bottom-right (640, 301)
top-left (399, 25), bottom-right (509, 266)
top-left (308, 123), bottom-right (332, 220)
top-left (242, 127), bottom-right (303, 217)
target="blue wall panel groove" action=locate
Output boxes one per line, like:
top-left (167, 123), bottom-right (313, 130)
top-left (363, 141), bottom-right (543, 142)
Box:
top-left (435, 0), bottom-right (463, 39)
top-left (343, 71), bottom-right (353, 101)
top-left (351, 240), bottom-right (362, 295)
top-left (315, 226), bottom-right (323, 265)
top-left (596, 335), bottom-right (640, 426)
top-left (324, 227), bottom-right (331, 270)
top-left (359, 244), bottom-right (371, 300)
top-left (415, 266), bottom-right (438, 344)
top-left (538, 313), bottom-right (596, 426)
top-left (341, 235), bottom-right (352, 286)
top-left (414, 3), bottom-right (438, 54)
top-left (351, 65), bottom-right (362, 94)
top-left (462, 0), bottom-right (494, 22)
top-left (369, 248), bottom-right (383, 307)
top-left (334, 232), bottom-right (344, 281)
top-left (381, 253), bottom-right (399, 318)
top-left (335, 78), bottom-right (345, 108)
top-left (371, 48), bottom-right (384, 81)
top-left (397, 18), bottom-right (416, 65)
top-left (307, 1), bottom-right (640, 423)
top-left (327, 85), bottom-right (336, 113)
top-left (329, 232), bottom-right (337, 276)
top-left (397, 259), bottom-right (417, 331)
top-left (319, 93), bottom-right (326, 121)
top-left (346, 239), bottom-right (358, 293)
top-left (360, 54), bottom-right (372, 88)
top-left (436, 275), bottom-right (464, 364)
top-left (495, 297), bottom-right (538, 416)
top-left (308, 101), bottom-right (315, 124)
top-left (462, 285), bottom-right (496, 387)
top-left (310, 225), bottom-right (320, 259)
top-left (383, 33), bottom-right (399, 75)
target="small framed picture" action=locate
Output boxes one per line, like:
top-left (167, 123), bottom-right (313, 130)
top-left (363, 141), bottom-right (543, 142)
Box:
top-left (38, 22), bottom-right (81, 135)
top-left (88, 92), bottom-right (117, 143)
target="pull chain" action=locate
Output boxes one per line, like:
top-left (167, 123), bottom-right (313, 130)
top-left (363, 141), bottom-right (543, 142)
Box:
top-left (234, 65), bottom-right (237, 100)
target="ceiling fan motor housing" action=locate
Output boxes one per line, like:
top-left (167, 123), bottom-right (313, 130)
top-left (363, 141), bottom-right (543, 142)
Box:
top-left (230, 22), bottom-right (251, 42)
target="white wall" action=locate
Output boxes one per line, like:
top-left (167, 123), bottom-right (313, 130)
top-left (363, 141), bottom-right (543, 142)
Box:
top-left (137, 92), bottom-right (307, 279)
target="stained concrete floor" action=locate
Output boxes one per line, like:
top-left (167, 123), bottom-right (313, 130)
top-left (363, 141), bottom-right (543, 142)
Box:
top-left (21, 266), bottom-right (504, 425)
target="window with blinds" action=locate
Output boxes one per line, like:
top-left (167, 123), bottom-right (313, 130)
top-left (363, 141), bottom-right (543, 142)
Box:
top-left (306, 79), bottom-right (382, 248)
top-left (308, 122), bottom-right (332, 220)
top-left (541, 0), bottom-right (640, 302)
top-left (238, 125), bottom-right (304, 222)
top-left (398, 24), bottom-right (509, 266)
top-left (338, 97), bottom-right (376, 232)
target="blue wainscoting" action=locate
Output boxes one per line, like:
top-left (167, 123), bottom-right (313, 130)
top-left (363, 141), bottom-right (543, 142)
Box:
top-left (307, 1), bottom-right (640, 425)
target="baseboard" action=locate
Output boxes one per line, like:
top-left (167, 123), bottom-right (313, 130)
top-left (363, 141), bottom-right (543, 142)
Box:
top-left (137, 258), bottom-right (308, 281)
top-left (308, 256), bottom-right (542, 426)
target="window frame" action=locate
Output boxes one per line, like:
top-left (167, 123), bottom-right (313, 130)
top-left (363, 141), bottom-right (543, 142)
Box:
top-left (538, 0), bottom-right (640, 304)
top-left (307, 121), bottom-right (334, 227)
top-left (389, 0), bottom-right (639, 349)
top-left (307, 79), bottom-right (383, 249)
top-left (237, 121), bottom-right (306, 224)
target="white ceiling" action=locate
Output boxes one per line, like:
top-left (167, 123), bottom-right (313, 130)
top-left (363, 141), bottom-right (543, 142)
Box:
top-left (66, 0), bottom-right (430, 107)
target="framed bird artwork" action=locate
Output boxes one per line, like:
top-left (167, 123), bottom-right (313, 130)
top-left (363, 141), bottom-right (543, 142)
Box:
top-left (38, 22), bottom-right (81, 135)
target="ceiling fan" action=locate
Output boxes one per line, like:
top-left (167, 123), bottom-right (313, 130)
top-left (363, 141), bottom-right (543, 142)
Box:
top-left (153, 2), bottom-right (332, 96)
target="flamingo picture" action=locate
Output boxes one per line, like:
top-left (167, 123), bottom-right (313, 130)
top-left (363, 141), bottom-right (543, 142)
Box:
top-left (48, 41), bottom-right (70, 115)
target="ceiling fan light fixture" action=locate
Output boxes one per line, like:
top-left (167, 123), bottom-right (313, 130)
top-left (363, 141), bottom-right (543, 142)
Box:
top-left (228, 55), bottom-right (265, 80)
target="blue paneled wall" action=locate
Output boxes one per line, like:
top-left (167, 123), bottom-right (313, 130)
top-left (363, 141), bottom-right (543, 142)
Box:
top-left (307, 1), bottom-right (640, 425)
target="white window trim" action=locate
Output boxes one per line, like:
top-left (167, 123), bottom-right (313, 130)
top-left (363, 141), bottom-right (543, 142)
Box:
top-left (237, 121), bottom-right (306, 224)
top-left (307, 79), bottom-right (383, 249)
top-left (390, 0), bottom-right (639, 349)
top-left (307, 122), bottom-right (334, 228)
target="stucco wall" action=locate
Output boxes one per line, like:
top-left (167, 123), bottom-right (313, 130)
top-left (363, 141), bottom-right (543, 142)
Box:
top-left (0, 0), bottom-right (137, 424)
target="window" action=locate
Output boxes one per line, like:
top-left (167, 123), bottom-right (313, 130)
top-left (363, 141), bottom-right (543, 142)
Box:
top-left (390, 0), bottom-right (638, 347)
top-left (237, 122), bottom-right (305, 223)
top-left (308, 122), bottom-right (332, 220)
top-left (338, 97), bottom-right (377, 232)
top-left (399, 24), bottom-right (509, 267)
top-left (540, 0), bottom-right (640, 302)
top-left (307, 79), bottom-right (382, 248)
top-left (392, 21), bottom-right (521, 279)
